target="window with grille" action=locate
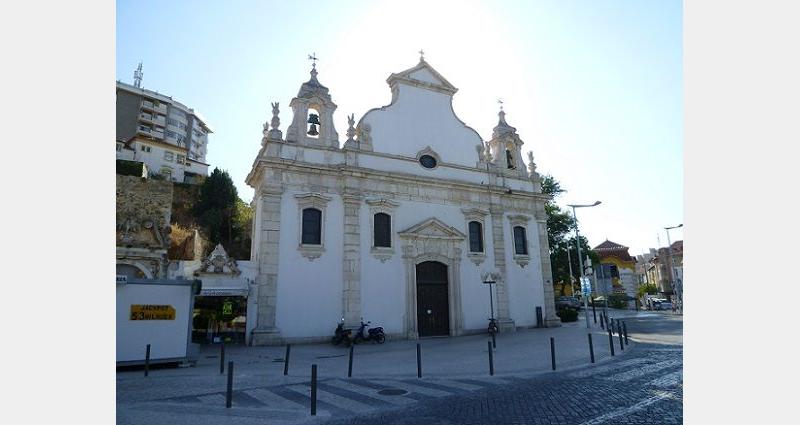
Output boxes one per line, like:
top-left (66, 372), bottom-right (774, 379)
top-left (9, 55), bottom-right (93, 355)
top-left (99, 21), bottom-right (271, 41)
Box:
top-left (513, 226), bottom-right (528, 255)
top-left (374, 213), bottom-right (391, 248)
top-left (469, 221), bottom-right (483, 252)
top-left (302, 208), bottom-right (322, 245)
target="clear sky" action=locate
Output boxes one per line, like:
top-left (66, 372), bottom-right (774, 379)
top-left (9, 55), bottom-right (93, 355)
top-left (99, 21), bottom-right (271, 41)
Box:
top-left (116, 0), bottom-right (683, 256)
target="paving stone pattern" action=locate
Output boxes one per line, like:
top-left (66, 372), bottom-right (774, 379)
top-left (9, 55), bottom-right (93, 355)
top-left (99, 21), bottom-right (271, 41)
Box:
top-left (118, 313), bottom-right (682, 425)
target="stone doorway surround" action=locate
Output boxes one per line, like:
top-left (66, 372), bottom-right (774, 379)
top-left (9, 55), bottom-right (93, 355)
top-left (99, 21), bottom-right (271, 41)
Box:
top-left (398, 218), bottom-right (465, 339)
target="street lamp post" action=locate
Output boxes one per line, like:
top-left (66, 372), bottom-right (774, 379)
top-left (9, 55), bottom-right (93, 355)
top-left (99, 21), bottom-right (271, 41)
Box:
top-left (568, 201), bottom-right (602, 329)
top-left (566, 245), bottom-right (575, 295)
top-left (664, 224), bottom-right (683, 314)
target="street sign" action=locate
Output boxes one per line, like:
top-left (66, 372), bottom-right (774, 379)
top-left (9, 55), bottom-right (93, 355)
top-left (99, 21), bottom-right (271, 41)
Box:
top-left (130, 305), bottom-right (176, 320)
top-left (580, 277), bottom-right (592, 296)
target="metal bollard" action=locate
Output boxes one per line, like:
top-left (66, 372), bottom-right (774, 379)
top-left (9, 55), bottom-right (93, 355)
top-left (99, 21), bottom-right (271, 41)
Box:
top-left (226, 361), bottom-right (234, 408)
top-left (492, 332), bottom-right (497, 349)
top-left (608, 328), bottom-right (615, 356)
top-left (348, 345), bottom-right (354, 378)
top-left (600, 313), bottom-right (605, 330)
top-left (487, 341), bottom-right (494, 376)
top-left (588, 333), bottom-right (595, 363)
top-left (618, 323), bottom-right (624, 351)
top-left (283, 344), bottom-right (291, 376)
top-left (220, 343), bottom-right (225, 375)
top-left (311, 364), bottom-right (317, 416)
top-left (592, 303), bottom-right (597, 323)
top-left (623, 322), bottom-right (629, 345)
top-left (144, 344), bottom-right (151, 377)
top-left (550, 337), bottom-right (556, 371)
top-left (416, 343), bottom-right (422, 378)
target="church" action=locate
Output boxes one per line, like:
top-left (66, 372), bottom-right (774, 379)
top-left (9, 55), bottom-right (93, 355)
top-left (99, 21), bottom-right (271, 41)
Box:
top-left (245, 55), bottom-right (559, 345)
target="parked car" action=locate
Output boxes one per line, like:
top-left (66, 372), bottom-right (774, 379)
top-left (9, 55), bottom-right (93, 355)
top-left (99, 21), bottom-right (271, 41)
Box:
top-left (556, 296), bottom-right (582, 310)
top-left (654, 300), bottom-right (673, 311)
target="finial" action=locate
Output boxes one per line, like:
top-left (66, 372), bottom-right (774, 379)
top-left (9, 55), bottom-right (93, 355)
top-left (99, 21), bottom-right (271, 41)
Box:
top-left (308, 53), bottom-right (319, 80)
top-left (497, 98), bottom-right (503, 111)
top-left (270, 102), bottom-right (280, 130)
top-left (265, 101), bottom-right (283, 142)
top-left (133, 61), bottom-right (143, 88)
top-left (527, 151), bottom-right (537, 175)
top-left (419, 49), bottom-right (425, 61)
top-left (346, 113), bottom-right (356, 141)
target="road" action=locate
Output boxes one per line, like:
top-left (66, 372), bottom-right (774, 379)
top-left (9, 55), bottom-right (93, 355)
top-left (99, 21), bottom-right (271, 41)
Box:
top-left (325, 312), bottom-right (683, 425)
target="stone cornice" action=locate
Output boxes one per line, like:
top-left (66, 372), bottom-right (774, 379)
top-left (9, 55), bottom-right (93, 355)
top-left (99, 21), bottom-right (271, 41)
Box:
top-left (294, 193), bottom-right (332, 209)
top-left (250, 157), bottom-right (549, 204)
top-left (248, 144), bottom-right (536, 184)
top-left (365, 198), bottom-right (400, 209)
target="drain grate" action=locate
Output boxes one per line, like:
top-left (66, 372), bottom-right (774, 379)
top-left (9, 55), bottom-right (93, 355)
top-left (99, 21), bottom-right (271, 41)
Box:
top-left (377, 388), bottom-right (409, 396)
top-left (272, 358), bottom-right (284, 363)
top-left (315, 354), bottom-right (346, 359)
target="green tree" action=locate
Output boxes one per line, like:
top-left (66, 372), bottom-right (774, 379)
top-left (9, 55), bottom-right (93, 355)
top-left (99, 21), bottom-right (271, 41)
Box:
top-left (194, 168), bottom-right (240, 253)
top-left (637, 283), bottom-right (659, 298)
top-left (542, 174), bottom-right (600, 293)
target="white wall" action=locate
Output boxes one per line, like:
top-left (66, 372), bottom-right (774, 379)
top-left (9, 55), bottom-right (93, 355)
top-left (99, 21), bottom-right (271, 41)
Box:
top-left (275, 190), bottom-right (345, 337)
top-left (361, 84), bottom-right (482, 168)
top-left (116, 282), bottom-right (193, 362)
top-left (503, 213), bottom-right (545, 327)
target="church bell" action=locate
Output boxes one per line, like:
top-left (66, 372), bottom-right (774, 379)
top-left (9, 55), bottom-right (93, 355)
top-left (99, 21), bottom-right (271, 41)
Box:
top-left (307, 113), bottom-right (320, 136)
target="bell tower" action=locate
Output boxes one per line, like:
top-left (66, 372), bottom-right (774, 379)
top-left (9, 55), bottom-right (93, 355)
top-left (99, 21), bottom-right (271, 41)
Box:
top-left (487, 107), bottom-right (529, 179)
top-left (285, 55), bottom-right (339, 148)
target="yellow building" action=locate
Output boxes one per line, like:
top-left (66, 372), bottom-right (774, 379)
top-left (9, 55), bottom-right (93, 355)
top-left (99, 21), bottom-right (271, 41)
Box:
top-left (593, 240), bottom-right (637, 306)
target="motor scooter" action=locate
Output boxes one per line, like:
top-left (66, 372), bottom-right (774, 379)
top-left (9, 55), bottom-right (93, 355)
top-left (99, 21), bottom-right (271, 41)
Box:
top-left (331, 318), bottom-right (352, 347)
top-left (352, 318), bottom-right (385, 344)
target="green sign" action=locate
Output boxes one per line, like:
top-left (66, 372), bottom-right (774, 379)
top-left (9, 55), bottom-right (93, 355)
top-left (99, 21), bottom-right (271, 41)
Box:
top-left (222, 301), bottom-right (233, 316)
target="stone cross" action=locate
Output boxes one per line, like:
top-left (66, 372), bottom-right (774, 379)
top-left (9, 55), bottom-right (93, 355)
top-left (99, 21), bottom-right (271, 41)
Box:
top-left (419, 49), bottom-right (425, 61)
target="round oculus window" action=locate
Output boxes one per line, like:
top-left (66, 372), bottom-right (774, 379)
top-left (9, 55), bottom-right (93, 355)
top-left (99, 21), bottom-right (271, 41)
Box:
top-left (419, 154), bottom-right (437, 169)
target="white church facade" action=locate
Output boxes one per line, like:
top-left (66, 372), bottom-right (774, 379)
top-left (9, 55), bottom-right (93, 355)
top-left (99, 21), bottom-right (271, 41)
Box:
top-left (246, 57), bottom-right (559, 345)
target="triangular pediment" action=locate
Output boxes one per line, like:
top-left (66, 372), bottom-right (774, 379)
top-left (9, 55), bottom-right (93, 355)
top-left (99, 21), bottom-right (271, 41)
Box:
top-left (196, 244), bottom-right (241, 275)
top-left (398, 217), bottom-right (466, 240)
top-left (387, 60), bottom-right (458, 95)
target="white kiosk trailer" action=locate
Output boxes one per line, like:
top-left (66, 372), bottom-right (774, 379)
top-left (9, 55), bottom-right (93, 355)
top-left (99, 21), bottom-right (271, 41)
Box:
top-left (116, 277), bottom-right (202, 366)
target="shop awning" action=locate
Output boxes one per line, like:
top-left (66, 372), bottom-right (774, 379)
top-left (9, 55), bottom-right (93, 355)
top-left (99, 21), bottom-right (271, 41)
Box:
top-left (199, 288), bottom-right (248, 297)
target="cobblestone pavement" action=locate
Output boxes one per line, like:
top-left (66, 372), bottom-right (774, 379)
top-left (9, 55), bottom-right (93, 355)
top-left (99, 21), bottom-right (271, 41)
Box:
top-left (324, 315), bottom-right (683, 425)
top-left (117, 313), bottom-right (681, 425)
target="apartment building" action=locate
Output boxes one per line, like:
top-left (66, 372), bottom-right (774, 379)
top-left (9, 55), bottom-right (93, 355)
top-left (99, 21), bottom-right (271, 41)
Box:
top-left (116, 80), bottom-right (212, 184)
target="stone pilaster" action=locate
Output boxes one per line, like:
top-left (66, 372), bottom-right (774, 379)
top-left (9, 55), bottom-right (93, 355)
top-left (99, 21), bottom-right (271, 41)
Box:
top-left (536, 217), bottom-right (561, 327)
top-left (252, 187), bottom-right (284, 345)
top-left (490, 209), bottom-right (515, 331)
top-left (342, 193), bottom-right (362, 328)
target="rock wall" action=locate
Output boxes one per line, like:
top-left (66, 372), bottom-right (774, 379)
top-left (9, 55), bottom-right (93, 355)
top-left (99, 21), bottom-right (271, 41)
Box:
top-left (116, 175), bottom-right (173, 249)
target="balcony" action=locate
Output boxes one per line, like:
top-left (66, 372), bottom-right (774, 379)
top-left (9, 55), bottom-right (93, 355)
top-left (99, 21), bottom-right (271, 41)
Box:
top-left (139, 113), bottom-right (166, 127)
top-left (141, 99), bottom-right (167, 114)
top-left (137, 126), bottom-right (165, 139)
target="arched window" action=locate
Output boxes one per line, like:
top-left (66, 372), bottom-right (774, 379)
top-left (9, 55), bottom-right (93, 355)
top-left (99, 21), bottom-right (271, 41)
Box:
top-left (306, 107), bottom-right (321, 138)
top-left (506, 149), bottom-right (515, 169)
top-left (374, 212), bottom-right (391, 248)
top-left (301, 208), bottom-right (322, 245)
top-left (468, 221), bottom-right (483, 253)
top-left (513, 226), bottom-right (528, 255)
